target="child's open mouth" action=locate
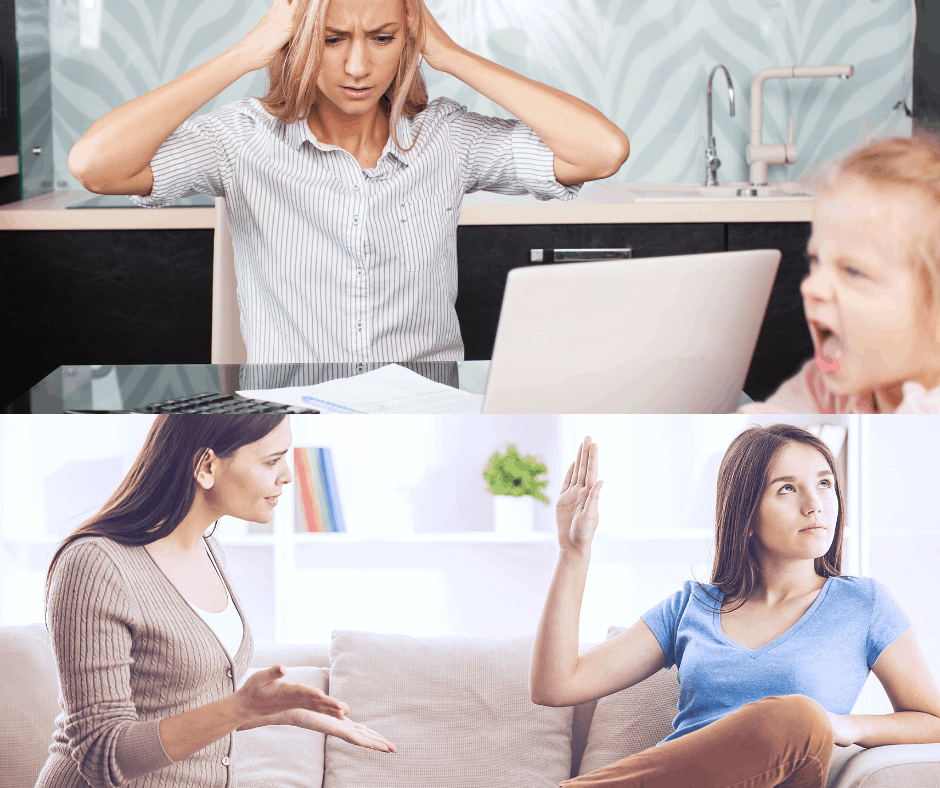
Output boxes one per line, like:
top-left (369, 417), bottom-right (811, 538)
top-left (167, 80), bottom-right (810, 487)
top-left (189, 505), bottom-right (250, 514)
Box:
top-left (810, 320), bottom-right (844, 375)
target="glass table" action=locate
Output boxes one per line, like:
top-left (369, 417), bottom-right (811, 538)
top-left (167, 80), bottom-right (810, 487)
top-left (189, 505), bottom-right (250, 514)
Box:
top-left (15, 362), bottom-right (490, 413)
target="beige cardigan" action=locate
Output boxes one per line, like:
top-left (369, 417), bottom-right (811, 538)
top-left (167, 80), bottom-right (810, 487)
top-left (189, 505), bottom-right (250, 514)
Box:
top-left (36, 535), bottom-right (253, 788)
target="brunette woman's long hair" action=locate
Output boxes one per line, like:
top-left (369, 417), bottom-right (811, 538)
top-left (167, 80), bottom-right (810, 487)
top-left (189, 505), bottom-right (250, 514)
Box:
top-left (698, 424), bottom-right (847, 614)
top-left (259, 0), bottom-right (430, 153)
top-left (45, 414), bottom-right (287, 597)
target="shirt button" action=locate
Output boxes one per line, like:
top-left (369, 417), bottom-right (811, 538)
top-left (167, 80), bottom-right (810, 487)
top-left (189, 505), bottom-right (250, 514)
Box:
top-left (221, 757), bottom-right (231, 766)
top-left (357, 268), bottom-right (363, 275)
top-left (353, 215), bottom-right (359, 225)
top-left (227, 669), bottom-right (233, 678)
top-left (357, 321), bottom-right (363, 330)
top-left (357, 363), bottom-right (364, 373)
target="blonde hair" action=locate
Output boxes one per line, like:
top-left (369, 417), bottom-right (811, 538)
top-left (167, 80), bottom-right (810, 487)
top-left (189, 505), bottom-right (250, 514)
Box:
top-left (259, 0), bottom-right (429, 153)
top-left (818, 136), bottom-right (940, 338)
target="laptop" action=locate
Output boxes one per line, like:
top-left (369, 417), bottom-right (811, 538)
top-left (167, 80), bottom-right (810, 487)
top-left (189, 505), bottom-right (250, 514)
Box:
top-left (482, 249), bottom-right (781, 413)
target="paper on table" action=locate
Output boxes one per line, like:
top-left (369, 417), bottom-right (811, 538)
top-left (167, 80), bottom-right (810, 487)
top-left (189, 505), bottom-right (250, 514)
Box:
top-left (237, 363), bottom-right (485, 414)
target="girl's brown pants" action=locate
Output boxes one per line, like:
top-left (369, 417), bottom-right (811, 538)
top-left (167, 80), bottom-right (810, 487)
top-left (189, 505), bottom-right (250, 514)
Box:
top-left (563, 695), bottom-right (835, 788)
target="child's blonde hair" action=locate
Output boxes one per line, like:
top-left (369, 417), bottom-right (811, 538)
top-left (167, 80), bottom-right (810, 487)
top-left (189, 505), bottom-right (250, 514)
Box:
top-left (259, 0), bottom-right (429, 153)
top-left (821, 136), bottom-right (940, 340)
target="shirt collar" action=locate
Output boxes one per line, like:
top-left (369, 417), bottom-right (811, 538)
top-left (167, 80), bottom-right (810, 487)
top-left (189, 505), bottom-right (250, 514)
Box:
top-left (289, 106), bottom-right (417, 167)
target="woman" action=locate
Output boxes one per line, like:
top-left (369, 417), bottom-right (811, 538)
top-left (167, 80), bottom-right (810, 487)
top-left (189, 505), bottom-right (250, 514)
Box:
top-left (68, 0), bottom-right (629, 364)
top-left (37, 415), bottom-right (395, 788)
top-left (532, 426), bottom-right (940, 788)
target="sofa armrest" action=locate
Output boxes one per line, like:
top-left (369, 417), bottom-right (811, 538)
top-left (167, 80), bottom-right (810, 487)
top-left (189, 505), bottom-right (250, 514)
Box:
top-left (829, 743), bottom-right (940, 788)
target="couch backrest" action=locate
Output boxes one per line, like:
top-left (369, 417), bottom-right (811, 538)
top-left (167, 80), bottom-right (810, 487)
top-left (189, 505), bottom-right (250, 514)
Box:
top-left (250, 643), bottom-right (600, 774)
top-left (0, 624), bottom-right (63, 788)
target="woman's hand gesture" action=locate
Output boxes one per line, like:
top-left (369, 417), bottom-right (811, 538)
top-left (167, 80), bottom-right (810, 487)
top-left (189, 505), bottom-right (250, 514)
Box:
top-left (239, 0), bottom-right (303, 72)
top-left (295, 710), bottom-right (397, 752)
top-left (234, 665), bottom-right (350, 728)
top-left (555, 437), bottom-right (602, 555)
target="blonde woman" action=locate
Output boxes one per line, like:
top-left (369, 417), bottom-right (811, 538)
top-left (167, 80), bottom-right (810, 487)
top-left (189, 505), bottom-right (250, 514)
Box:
top-left (69, 0), bottom-right (629, 363)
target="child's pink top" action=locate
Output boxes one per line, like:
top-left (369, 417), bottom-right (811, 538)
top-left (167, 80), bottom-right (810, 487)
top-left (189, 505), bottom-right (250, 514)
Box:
top-left (739, 360), bottom-right (940, 414)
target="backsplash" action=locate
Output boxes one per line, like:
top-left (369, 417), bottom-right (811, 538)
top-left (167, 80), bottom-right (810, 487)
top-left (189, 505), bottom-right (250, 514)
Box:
top-left (42, 0), bottom-right (913, 194)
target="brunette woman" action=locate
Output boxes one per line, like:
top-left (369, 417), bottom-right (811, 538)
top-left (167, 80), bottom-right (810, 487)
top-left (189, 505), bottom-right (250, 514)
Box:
top-left (68, 0), bottom-right (629, 363)
top-left (37, 415), bottom-right (394, 788)
top-left (531, 426), bottom-right (940, 788)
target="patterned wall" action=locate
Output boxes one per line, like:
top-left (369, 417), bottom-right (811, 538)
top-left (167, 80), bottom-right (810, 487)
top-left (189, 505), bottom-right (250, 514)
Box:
top-left (15, 0), bottom-right (54, 199)
top-left (39, 0), bottom-right (914, 194)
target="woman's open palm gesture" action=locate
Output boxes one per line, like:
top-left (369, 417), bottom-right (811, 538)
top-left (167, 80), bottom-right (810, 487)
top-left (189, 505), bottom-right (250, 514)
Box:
top-left (556, 437), bottom-right (602, 553)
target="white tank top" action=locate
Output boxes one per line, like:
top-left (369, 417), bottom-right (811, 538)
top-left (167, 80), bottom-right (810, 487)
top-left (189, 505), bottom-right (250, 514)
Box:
top-left (184, 544), bottom-right (244, 658)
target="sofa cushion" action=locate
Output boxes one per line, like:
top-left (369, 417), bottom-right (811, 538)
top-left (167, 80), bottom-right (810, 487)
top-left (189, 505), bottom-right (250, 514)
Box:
top-left (578, 626), bottom-right (680, 776)
top-left (235, 666), bottom-right (330, 788)
top-left (324, 631), bottom-right (573, 788)
top-left (0, 623), bottom-right (62, 788)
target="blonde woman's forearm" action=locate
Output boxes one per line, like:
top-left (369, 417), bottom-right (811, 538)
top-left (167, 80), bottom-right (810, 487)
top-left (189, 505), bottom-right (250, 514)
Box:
top-left (530, 548), bottom-right (592, 707)
top-left (68, 45), bottom-right (256, 195)
top-left (69, 0), bottom-right (299, 194)
top-left (439, 47), bottom-right (629, 179)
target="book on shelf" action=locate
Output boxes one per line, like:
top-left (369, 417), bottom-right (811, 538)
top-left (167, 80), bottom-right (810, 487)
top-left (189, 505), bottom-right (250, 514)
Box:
top-left (294, 447), bottom-right (346, 533)
top-left (294, 448), bottom-right (323, 533)
top-left (318, 447), bottom-right (346, 533)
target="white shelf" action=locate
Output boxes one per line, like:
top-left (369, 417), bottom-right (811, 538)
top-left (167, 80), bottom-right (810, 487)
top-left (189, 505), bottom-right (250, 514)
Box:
top-left (286, 531), bottom-right (556, 544)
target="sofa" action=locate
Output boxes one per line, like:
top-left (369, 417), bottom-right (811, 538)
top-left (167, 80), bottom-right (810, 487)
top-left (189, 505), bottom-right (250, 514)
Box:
top-left (3, 623), bottom-right (939, 788)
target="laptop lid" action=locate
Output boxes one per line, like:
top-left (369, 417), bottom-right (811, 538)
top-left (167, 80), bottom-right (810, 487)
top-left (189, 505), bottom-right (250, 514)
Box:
top-left (482, 249), bottom-right (782, 413)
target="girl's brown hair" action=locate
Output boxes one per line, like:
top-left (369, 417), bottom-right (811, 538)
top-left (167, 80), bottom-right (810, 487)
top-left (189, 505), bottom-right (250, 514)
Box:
top-left (701, 423), bottom-right (846, 613)
top-left (259, 0), bottom-right (429, 153)
top-left (821, 136), bottom-right (940, 339)
top-left (46, 414), bottom-right (287, 596)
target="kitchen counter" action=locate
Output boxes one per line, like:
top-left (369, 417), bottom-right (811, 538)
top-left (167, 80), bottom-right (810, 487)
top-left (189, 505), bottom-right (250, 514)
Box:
top-left (0, 182), bottom-right (814, 230)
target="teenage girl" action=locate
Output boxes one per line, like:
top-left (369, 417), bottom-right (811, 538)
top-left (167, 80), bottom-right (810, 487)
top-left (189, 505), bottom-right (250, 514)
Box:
top-left (743, 136), bottom-right (940, 413)
top-left (532, 429), bottom-right (940, 787)
top-left (69, 0), bottom-right (629, 363)
top-left (37, 415), bottom-right (394, 788)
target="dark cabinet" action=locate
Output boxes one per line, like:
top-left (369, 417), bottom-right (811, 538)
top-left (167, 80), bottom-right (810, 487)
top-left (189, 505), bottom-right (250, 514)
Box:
top-left (1, 229), bottom-right (214, 409)
top-left (455, 222), bottom-right (726, 361)
top-left (728, 222), bottom-right (813, 401)
top-left (457, 221), bottom-right (813, 401)
top-left (2, 220), bottom-right (813, 409)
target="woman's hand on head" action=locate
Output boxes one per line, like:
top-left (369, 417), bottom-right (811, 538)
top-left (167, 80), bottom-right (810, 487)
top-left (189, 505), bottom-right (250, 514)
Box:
top-left (239, 0), bottom-right (303, 72)
top-left (235, 665), bottom-right (350, 727)
top-left (294, 710), bottom-right (397, 752)
top-left (417, 3), bottom-right (461, 72)
top-left (556, 437), bottom-right (603, 555)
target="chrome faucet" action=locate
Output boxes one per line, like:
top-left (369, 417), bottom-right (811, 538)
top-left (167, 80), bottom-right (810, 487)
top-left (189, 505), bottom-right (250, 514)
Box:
top-left (705, 65), bottom-right (735, 187)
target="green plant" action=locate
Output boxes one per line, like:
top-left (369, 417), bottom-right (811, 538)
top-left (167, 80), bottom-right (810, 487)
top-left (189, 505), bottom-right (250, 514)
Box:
top-left (483, 445), bottom-right (549, 503)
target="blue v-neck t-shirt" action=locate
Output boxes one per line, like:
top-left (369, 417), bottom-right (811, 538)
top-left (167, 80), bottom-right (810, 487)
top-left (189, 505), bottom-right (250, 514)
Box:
top-left (640, 576), bottom-right (910, 743)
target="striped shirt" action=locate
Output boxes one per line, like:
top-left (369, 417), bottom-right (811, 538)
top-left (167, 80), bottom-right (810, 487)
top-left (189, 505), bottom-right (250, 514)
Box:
top-left (130, 96), bottom-right (583, 363)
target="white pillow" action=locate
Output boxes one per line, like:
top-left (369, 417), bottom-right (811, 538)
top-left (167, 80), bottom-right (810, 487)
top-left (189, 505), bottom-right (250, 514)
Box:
top-left (324, 631), bottom-right (573, 788)
top-left (235, 666), bottom-right (330, 788)
top-left (578, 626), bottom-right (680, 776)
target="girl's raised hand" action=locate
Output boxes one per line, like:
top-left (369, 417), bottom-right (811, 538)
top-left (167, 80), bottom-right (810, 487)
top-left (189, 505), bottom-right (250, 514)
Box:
top-left (239, 0), bottom-right (303, 72)
top-left (555, 437), bottom-right (603, 554)
top-left (235, 665), bottom-right (350, 727)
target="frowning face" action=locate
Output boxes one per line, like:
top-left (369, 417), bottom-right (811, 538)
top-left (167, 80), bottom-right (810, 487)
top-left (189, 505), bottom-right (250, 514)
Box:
top-left (314, 0), bottom-right (407, 119)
